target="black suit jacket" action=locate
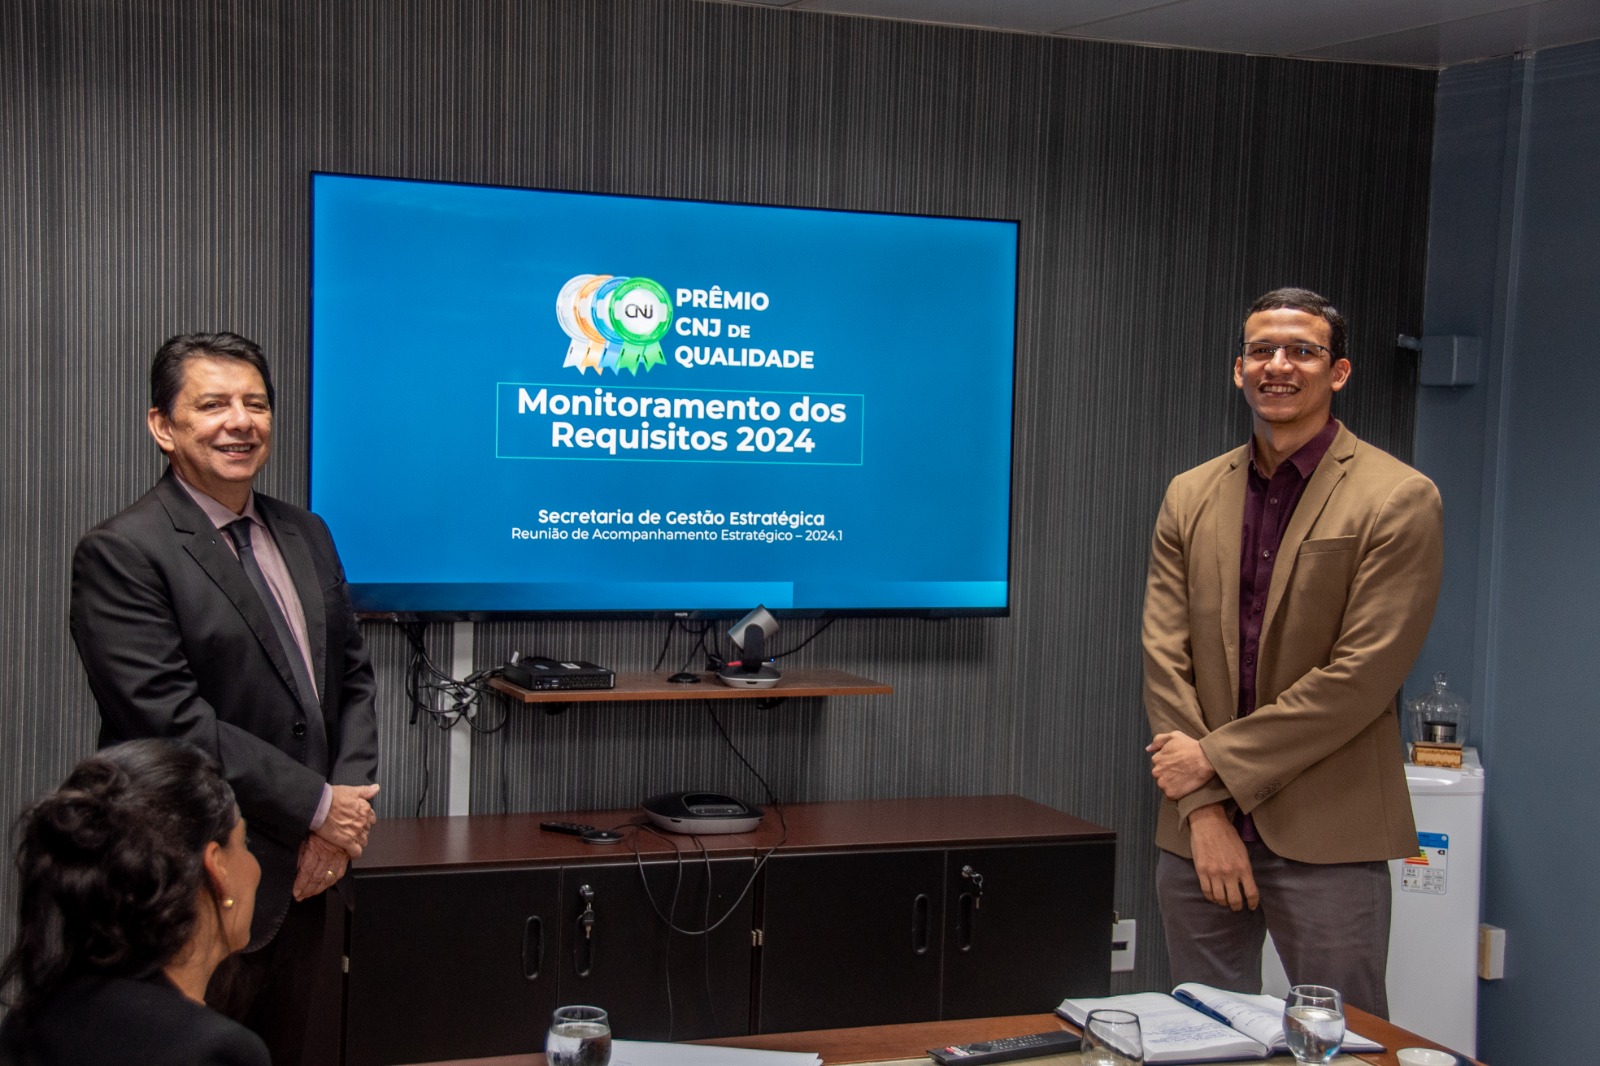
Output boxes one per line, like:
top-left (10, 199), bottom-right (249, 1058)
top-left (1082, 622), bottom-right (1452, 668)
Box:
top-left (69, 469), bottom-right (379, 944)
top-left (0, 973), bottom-right (271, 1066)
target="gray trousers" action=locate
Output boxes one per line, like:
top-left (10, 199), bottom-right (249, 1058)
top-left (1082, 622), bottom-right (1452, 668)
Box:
top-left (1156, 841), bottom-right (1392, 1018)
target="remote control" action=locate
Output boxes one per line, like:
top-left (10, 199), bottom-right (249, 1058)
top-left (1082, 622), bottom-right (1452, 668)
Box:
top-left (928, 1030), bottom-right (1080, 1065)
top-left (540, 821), bottom-right (624, 844)
top-left (540, 821), bottom-right (596, 836)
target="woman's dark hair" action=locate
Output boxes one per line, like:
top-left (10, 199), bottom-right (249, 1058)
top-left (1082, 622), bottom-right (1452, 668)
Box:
top-left (149, 331), bottom-right (276, 418)
top-left (0, 739), bottom-right (237, 1020)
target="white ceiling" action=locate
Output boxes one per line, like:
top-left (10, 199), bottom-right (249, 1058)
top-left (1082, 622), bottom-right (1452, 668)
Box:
top-left (721, 0), bottom-right (1600, 68)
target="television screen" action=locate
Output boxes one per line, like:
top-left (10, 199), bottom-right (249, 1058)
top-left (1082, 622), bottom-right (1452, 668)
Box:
top-left (310, 173), bottom-right (1018, 617)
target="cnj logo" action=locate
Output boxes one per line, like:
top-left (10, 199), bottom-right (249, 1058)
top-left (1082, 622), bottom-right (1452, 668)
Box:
top-left (556, 274), bottom-right (673, 375)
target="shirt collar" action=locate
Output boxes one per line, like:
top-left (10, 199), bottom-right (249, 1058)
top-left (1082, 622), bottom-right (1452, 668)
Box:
top-left (172, 468), bottom-right (262, 531)
top-left (1288, 417), bottom-right (1341, 478)
top-left (1250, 417), bottom-right (1340, 480)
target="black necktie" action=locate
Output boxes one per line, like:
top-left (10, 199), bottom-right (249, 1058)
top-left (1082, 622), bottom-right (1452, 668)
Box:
top-left (224, 518), bottom-right (323, 720)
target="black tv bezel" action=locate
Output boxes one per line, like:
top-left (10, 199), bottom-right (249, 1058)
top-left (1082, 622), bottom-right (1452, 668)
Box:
top-left (308, 170), bottom-right (1021, 623)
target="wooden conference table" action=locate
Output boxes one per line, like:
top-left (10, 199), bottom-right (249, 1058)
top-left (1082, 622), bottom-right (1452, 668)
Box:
top-left (409, 1004), bottom-right (1481, 1066)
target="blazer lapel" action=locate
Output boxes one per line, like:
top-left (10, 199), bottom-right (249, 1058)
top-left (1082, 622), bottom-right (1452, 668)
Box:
top-left (155, 476), bottom-right (308, 709)
top-left (259, 502), bottom-right (329, 703)
top-left (1213, 446), bottom-right (1250, 711)
top-left (1261, 426), bottom-right (1354, 637)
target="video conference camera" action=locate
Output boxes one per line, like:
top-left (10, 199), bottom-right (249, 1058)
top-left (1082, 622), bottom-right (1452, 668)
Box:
top-left (716, 605), bottom-right (781, 689)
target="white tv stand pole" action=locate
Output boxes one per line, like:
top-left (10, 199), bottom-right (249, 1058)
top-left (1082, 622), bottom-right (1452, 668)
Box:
top-left (447, 621), bottom-right (474, 815)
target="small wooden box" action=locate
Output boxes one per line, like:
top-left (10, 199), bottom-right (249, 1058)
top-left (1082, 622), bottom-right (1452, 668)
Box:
top-left (1410, 741), bottom-right (1464, 768)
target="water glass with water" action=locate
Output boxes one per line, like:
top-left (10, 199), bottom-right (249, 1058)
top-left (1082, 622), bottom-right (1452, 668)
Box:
top-left (1283, 984), bottom-right (1344, 1065)
top-left (546, 1004), bottom-right (611, 1066)
top-left (1081, 1008), bottom-right (1144, 1066)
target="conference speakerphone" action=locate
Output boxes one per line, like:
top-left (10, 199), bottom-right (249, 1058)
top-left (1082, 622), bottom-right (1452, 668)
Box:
top-left (502, 655), bottom-right (616, 691)
top-left (641, 791), bottom-right (763, 835)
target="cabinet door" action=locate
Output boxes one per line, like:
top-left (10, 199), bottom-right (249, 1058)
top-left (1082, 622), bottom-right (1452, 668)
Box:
top-left (756, 849), bottom-right (944, 1032)
top-left (942, 841), bottom-right (1114, 1019)
top-left (554, 857), bottom-right (754, 1041)
top-left (344, 867), bottom-right (560, 1066)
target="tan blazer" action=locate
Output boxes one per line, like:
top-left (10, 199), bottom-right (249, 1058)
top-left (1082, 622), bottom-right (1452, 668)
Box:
top-left (1142, 423), bottom-right (1443, 864)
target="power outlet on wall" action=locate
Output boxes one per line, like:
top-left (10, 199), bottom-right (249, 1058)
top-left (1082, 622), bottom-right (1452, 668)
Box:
top-left (1111, 916), bottom-right (1137, 972)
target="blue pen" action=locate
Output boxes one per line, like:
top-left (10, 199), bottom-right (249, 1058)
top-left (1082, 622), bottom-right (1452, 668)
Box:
top-left (1173, 989), bottom-right (1234, 1027)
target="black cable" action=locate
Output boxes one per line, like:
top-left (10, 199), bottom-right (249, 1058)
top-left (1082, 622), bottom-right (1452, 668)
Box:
top-left (771, 617), bottom-right (836, 660)
top-left (705, 705), bottom-right (786, 820)
top-left (649, 617), bottom-right (715, 675)
top-left (651, 618), bottom-right (677, 672)
top-left (676, 621), bottom-right (714, 675)
top-left (399, 621), bottom-right (518, 815)
top-left (626, 826), bottom-right (725, 1037)
top-left (706, 626), bottom-right (729, 670)
top-left (629, 705), bottom-right (788, 939)
top-left (697, 834), bottom-right (720, 1034)
top-left (466, 694), bottom-right (511, 734)
top-left (663, 836), bottom-right (683, 1039)
top-left (630, 823), bottom-right (761, 937)
top-left (404, 623), bottom-right (465, 722)
top-left (415, 738), bottom-right (430, 817)
top-left (400, 622), bottom-right (511, 734)
top-left (706, 617), bottom-right (835, 671)
top-left (499, 725), bottom-right (510, 815)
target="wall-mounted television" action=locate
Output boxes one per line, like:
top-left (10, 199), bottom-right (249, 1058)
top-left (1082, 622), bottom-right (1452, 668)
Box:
top-left (309, 172), bottom-right (1018, 618)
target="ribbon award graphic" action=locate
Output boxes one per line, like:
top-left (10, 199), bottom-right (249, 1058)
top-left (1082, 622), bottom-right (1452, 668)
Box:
top-left (556, 274), bottom-right (671, 375)
top-left (556, 273), bottom-right (610, 373)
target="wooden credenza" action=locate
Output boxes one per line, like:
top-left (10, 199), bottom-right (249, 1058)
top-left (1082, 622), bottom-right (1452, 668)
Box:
top-left (342, 796), bottom-right (1115, 1066)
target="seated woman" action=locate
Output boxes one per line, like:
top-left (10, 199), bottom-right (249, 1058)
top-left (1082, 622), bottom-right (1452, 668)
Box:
top-left (0, 739), bottom-right (268, 1065)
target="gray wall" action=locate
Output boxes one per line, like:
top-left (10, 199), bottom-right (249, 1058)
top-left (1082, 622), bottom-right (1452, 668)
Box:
top-left (0, 0), bottom-right (1434, 1000)
top-left (1412, 38), bottom-right (1600, 1065)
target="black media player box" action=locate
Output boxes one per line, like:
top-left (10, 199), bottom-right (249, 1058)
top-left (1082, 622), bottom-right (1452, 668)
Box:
top-left (502, 656), bottom-right (616, 691)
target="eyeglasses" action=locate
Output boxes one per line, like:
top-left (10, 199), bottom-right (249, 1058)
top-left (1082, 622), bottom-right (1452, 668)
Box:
top-left (1240, 342), bottom-right (1332, 365)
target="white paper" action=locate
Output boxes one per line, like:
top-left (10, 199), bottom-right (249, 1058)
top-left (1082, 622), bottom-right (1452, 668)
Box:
top-left (610, 1039), bottom-right (822, 1066)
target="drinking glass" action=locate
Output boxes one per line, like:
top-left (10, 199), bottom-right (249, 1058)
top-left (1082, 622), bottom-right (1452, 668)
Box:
top-left (1081, 1008), bottom-right (1144, 1066)
top-left (546, 1005), bottom-right (611, 1066)
top-left (1283, 984), bottom-right (1344, 1065)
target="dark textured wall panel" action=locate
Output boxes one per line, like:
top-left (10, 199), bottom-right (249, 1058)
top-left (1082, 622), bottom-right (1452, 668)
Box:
top-left (0, 0), bottom-right (1434, 997)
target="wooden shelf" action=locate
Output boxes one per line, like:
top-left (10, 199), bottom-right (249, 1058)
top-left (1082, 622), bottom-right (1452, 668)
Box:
top-left (358, 795), bottom-right (1114, 872)
top-left (487, 667), bottom-right (891, 704)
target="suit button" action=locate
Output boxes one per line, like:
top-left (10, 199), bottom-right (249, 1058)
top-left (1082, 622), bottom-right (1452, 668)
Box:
top-left (292, 721), bottom-right (307, 737)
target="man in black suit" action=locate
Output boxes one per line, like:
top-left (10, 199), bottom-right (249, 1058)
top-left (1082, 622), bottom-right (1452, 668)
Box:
top-left (69, 332), bottom-right (381, 1064)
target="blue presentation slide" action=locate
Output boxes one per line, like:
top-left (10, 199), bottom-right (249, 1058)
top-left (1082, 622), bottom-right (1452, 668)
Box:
top-left (310, 174), bottom-right (1017, 614)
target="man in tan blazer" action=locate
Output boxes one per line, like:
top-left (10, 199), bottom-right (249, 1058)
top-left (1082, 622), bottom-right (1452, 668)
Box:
top-left (1142, 288), bottom-right (1442, 1016)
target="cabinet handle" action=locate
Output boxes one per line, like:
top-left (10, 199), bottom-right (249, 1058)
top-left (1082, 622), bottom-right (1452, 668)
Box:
top-left (573, 884), bottom-right (597, 978)
top-left (521, 916), bottom-right (544, 981)
top-left (957, 891), bottom-right (977, 953)
top-left (911, 893), bottom-right (931, 956)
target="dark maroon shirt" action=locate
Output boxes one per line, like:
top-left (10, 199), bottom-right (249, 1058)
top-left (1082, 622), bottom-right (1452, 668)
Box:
top-left (1235, 417), bottom-right (1339, 840)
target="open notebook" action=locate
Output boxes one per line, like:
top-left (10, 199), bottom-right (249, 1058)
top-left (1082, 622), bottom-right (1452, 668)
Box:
top-left (1058, 983), bottom-right (1383, 1064)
